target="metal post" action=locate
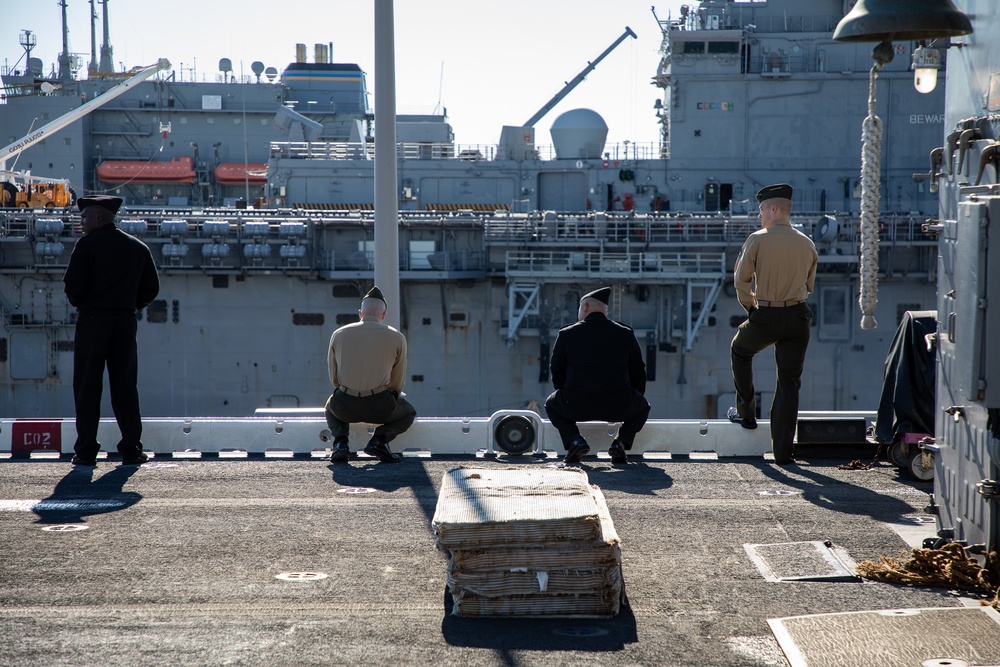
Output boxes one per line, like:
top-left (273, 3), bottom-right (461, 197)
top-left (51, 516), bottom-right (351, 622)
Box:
top-left (374, 0), bottom-right (400, 328)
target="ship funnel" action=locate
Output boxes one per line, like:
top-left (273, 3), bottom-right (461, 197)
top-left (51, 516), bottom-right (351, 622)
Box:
top-left (550, 108), bottom-right (608, 160)
top-left (833, 0), bottom-right (972, 42)
top-left (314, 44), bottom-right (329, 64)
top-left (295, 43), bottom-right (307, 63)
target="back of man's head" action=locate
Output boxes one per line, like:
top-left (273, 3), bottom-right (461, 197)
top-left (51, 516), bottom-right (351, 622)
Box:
top-left (360, 297), bottom-right (387, 319)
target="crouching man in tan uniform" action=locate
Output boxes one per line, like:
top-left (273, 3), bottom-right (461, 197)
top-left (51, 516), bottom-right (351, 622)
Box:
top-left (325, 286), bottom-right (416, 463)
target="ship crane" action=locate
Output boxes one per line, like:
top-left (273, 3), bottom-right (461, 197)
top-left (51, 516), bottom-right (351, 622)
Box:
top-left (0, 58), bottom-right (170, 207)
top-left (521, 26), bottom-right (637, 128)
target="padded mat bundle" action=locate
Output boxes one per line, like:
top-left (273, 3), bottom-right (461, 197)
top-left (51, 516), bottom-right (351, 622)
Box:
top-left (431, 466), bottom-right (624, 617)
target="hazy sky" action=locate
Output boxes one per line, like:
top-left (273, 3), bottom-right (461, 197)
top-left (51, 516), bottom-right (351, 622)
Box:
top-left (2, 0), bottom-right (688, 147)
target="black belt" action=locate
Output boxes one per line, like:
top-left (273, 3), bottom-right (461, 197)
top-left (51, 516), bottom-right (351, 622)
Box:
top-left (756, 299), bottom-right (804, 308)
top-left (337, 385), bottom-right (388, 397)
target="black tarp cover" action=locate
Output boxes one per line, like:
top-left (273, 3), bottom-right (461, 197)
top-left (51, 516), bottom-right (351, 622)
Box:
top-left (873, 310), bottom-right (937, 444)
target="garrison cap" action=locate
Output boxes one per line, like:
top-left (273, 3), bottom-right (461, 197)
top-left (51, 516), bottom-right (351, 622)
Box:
top-left (77, 195), bottom-right (123, 214)
top-left (363, 285), bottom-right (386, 305)
top-left (583, 286), bottom-right (611, 305)
top-left (755, 183), bottom-right (793, 203)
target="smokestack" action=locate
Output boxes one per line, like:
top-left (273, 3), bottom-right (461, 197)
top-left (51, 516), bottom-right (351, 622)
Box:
top-left (98, 0), bottom-right (114, 72)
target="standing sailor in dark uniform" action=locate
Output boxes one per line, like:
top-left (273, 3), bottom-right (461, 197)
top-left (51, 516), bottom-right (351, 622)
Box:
top-left (63, 195), bottom-right (160, 466)
top-left (325, 286), bottom-right (417, 463)
top-left (729, 183), bottom-right (817, 464)
top-left (544, 287), bottom-right (650, 464)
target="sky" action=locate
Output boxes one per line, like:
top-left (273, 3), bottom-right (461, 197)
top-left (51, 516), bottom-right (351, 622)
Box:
top-left (2, 0), bottom-right (688, 148)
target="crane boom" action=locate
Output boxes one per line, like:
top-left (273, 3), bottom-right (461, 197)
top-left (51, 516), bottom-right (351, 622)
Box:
top-left (0, 58), bottom-right (171, 173)
top-left (522, 27), bottom-right (637, 128)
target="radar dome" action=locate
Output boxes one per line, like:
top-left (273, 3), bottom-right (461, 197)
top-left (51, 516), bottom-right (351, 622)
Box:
top-left (550, 108), bottom-right (608, 160)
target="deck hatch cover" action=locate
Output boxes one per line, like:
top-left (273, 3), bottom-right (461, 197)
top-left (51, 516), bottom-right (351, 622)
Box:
top-left (744, 540), bottom-right (860, 582)
top-left (769, 606), bottom-right (1000, 667)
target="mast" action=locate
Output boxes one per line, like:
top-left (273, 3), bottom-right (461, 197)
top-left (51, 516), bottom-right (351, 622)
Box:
top-left (57, 0), bottom-right (73, 81)
top-left (88, 0), bottom-right (98, 75)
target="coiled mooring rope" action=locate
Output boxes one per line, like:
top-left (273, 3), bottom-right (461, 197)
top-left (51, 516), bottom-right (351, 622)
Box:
top-left (857, 542), bottom-right (1000, 610)
top-left (859, 61), bottom-right (884, 330)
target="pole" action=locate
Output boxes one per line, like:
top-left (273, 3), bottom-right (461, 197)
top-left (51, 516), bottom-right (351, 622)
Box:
top-left (374, 0), bottom-right (400, 328)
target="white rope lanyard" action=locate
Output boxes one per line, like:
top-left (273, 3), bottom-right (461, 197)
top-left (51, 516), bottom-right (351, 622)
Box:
top-left (859, 61), bottom-right (884, 330)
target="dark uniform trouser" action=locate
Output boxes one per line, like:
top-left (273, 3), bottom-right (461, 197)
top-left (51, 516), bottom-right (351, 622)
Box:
top-left (730, 303), bottom-right (812, 461)
top-left (325, 389), bottom-right (417, 443)
top-left (544, 388), bottom-right (650, 450)
top-left (73, 311), bottom-right (144, 458)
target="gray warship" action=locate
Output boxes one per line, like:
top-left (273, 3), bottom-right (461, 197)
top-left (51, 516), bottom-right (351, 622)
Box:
top-left (0, 0), bottom-right (947, 426)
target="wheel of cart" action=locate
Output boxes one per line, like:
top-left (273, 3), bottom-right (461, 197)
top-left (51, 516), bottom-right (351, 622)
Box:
top-left (906, 435), bottom-right (936, 481)
top-left (884, 432), bottom-right (933, 481)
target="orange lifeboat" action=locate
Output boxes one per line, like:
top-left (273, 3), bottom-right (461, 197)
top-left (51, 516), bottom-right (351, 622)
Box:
top-left (214, 162), bottom-right (268, 184)
top-left (96, 156), bottom-right (196, 183)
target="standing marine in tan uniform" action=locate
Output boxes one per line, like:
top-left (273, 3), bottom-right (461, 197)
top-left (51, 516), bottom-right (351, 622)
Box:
top-left (728, 184), bottom-right (818, 464)
top-left (325, 286), bottom-right (416, 463)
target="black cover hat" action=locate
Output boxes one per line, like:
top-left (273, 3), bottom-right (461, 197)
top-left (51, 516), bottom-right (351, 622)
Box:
top-left (363, 285), bottom-right (386, 304)
top-left (583, 286), bottom-right (611, 305)
top-left (76, 195), bottom-right (123, 214)
top-left (755, 183), bottom-right (793, 203)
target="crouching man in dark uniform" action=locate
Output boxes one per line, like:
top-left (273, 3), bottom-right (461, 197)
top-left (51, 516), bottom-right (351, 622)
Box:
top-left (325, 286), bottom-right (417, 463)
top-left (545, 287), bottom-right (650, 464)
top-left (63, 195), bottom-right (160, 466)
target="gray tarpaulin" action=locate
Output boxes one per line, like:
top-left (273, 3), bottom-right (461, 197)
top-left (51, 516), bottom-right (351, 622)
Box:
top-left (873, 310), bottom-right (937, 444)
top-left (432, 467), bottom-right (624, 618)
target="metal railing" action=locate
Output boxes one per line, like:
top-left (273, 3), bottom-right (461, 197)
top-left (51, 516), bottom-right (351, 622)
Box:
top-left (505, 249), bottom-right (727, 281)
top-left (269, 140), bottom-right (663, 163)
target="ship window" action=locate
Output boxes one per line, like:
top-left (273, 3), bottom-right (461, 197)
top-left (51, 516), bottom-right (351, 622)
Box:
top-left (682, 42), bottom-right (706, 54)
top-left (146, 300), bottom-right (168, 324)
top-left (332, 284), bottom-right (361, 298)
top-left (336, 313), bottom-right (358, 325)
top-left (707, 41), bottom-right (740, 55)
top-left (206, 117), bottom-right (214, 125)
top-left (292, 312), bottom-right (325, 326)
top-left (817, 285), bottom-right (850, 341)
top-left (233, 117), bottom-right (242, 125)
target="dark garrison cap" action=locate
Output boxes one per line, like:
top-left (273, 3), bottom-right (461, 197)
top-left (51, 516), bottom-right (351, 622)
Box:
top-left (363, 285), bottom-right (386, 305)
top-left (77, 195), bottom-right (123, 214)
top-left (583, 286), bottom-right (611, 305)
top-left (755, 183), bottom-right (793, 203)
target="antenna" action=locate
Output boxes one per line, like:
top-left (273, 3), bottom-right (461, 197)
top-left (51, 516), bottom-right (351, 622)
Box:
top-left (433, 62), bottom-right (444, 115)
